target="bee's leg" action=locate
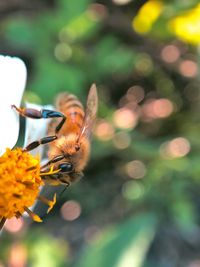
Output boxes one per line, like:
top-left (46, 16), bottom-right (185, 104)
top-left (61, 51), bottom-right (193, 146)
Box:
top-left (11, 105), bottom-right (66, 133)
top-left (24, 135), bottom-right (58, 151)
top-left (0, 217), bottom-right (6, 231)
top-left (59, 184), bottom-right (70, 196)
top-left (40, 155), bottom-right (65, 169)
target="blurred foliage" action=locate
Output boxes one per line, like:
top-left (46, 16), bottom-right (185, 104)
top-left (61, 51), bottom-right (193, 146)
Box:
top-left (1, 0), bottom-right (200, 266)
top-left (76, 213), bottom-right (157, 267)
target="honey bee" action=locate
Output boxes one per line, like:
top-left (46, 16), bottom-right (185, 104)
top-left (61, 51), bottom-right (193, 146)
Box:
top-left (12, 84), bottom-right (98, 187)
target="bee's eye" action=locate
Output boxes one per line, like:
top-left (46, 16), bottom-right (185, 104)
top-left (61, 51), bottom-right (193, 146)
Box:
top-left (58, 163), bottom-right (73, 173)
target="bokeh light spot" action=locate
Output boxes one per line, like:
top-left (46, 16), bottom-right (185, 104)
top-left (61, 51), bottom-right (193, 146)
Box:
top-left (61, 200), bottom-right (81, 221)
top-left (54, 43), bottom-right (72, 62)
top-left (122, 181), bottom-right (144, 200)
top-left (112, 0), bottom-right (132, 5)
top-left (8, 243), bottom-right (27, 267)
top-left (127, 85), bottom-right (145, 103)
top-left (179, 60), bottom-right (198, 78)
top-left (156, 78), bottom-right (175, 94)
top-left (125, 160), bottom-right (146, 179)
top-left (160, 137), bottom-right (191, 159)
top-left (94, 120), bottom-right (115, 141)
top-left (153, 98), bottom-right (174, 118)
top-left (5, 217), bottom-right (24, 233)
top-left (113, 108), bottom-right (138, 129)
top-left (113, 132), bottom-right (131, 149)
top-left (142, 98), bottom-right (173, 120)
top-left (135, 53), bottom-right (153, 76)
top-left (161, 45), bottom-right (180, 63)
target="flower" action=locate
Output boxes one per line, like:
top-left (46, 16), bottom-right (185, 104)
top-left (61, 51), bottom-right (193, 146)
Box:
top-left (0, 147), bottom-right (58, 228)
top-left (0, 148), bottom-right (43, 222)
top-left (0, 55), bottom-right (57, 230)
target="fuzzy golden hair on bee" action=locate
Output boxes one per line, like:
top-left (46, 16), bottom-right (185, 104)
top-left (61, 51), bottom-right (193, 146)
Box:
top-left (12, 84), bottom-right (98, 187)
top-left (45, 84), bottom-right (98, 186)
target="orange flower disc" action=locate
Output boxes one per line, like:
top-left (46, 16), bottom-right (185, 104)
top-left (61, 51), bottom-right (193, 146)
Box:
top-left (0, 148), bottom-right (43, 219)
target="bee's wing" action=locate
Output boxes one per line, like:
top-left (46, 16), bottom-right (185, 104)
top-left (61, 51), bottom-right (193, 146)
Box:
top-left (77, 84), bottom-right (98, 142)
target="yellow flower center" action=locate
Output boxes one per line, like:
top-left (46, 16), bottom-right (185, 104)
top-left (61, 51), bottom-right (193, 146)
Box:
top-left (0, 148), bottom-right (43, 219)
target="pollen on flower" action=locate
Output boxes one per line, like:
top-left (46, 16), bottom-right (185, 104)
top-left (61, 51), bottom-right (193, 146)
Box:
top-left (0, 148), bottom-right (43, 221)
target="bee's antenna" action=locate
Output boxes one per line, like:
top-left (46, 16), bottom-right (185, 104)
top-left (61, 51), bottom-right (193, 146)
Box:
top-left (59, 185), bottom-right (69, 197)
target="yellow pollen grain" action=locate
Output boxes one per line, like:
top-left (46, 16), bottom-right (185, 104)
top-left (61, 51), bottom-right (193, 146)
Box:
top-left (0, 148), bottom-right (43, 220)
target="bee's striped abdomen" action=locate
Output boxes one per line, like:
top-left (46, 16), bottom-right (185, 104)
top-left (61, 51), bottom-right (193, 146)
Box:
top-left (55, 93), bottom-right (85, 136)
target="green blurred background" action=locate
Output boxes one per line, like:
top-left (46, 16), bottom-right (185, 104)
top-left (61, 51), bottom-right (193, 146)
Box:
top-left (1, 0), bottom-right (200, 266)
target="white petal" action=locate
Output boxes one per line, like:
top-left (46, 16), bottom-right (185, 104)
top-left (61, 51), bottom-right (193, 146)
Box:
top-left (24, 104), bottom-right (52, 218)
top-left (23, 103), bottom-right (55, 217)
top-left (24, 103), bottom-right (54, 157)
top-left (0, 56), bottom-right (27, 155)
